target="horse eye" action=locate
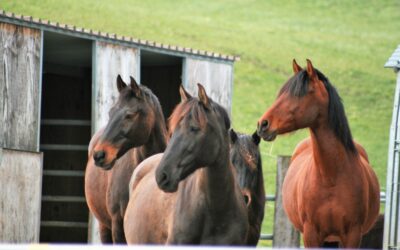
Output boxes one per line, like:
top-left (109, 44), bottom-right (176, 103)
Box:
top-left (190, 126), bottom-right (200, 133)
top-left (125, 112), bottom-right (137, 119)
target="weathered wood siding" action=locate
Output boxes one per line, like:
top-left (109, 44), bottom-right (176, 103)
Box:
top-left (94, 41), bottom-right (139, 131)
top-left (273, 155), bottom-right (300, 247)
top-left (0, 22), bottom-right (41, 151)
top-left (184, 58), bottom-right (233, 114)
top-left (0, 148), bottom-right (43, 243)
top-left (90, 41), bottom-right (139, 243)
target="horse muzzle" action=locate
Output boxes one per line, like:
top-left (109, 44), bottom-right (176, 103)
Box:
top-left (93, 150), bottom-right (117, 170)
top-left (257, 120), bottom-right (277, 141)
top-left (155, 169), bottom-right (179, 193)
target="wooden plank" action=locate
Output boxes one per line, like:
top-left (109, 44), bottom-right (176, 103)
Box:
top-left (94, 41), bottom-right (139, 131)
top-left (0, 22), bottom-right (41, 151)
top-left (273, 155), bottom-right (300, 247)
top-left (88, 41), bottom-right (139, 243)
top-left (184, 58), bottom-right (233, 114)
top-left (0, 148), bottom-right (43, 243)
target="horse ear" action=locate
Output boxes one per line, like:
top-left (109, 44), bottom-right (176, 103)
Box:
top-left (229, 128), bottom-right (238, 144)
top-left (292, 59), bottom-right (302, 74)
top-left (179, 84), bottom-right (192, 102)
top-left (197, 83), bottom-right (210, 109)
top-left (130, 76), bottom-right (141, 97)
top-left (252, 131), bottom-right (261, 145)
top-left (306, 59), bottom-right (319, 81)
top-left (116, 75), bottom-right (127, 93)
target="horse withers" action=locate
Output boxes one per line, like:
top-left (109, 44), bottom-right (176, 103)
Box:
top-left (124, 84), bottom-right (249, 245)
top-left (229, 129), bottom-right (265, 246)
top-left (257, 59), bottom-right (380, 248)
top-left (85, 75), bottom-right (167, 243)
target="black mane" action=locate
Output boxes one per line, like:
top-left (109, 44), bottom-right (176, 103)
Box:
top-left (279, 69), bottom-right (357, 153)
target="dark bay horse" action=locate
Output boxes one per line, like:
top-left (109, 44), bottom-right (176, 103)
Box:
top-left (229, 129), bottom-right (265, 246)
top-left (85, 75), bottom-right (167, 243)
top-left (124, 84), bottom-right (249, 245)
top-left (257, 59), bottom-right (380, 248)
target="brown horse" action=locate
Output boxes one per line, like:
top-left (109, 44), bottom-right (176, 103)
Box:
top-left (85, 75), bottom-right (167, 243)
top-left (257, 59), bottom-right (380, 248)
top-left (229, 129), bottom-right (265, 246)
top-left (124, 84), bottom-right (249, 245)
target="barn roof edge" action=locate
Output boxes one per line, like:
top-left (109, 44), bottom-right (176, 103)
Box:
top-left (0, 10), bottom-right (240, 63)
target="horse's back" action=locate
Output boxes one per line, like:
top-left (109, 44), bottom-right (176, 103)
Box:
top-left (129, 153), bottom-right (164, 195)
top-left (125, 153), bottom-right (175, 244)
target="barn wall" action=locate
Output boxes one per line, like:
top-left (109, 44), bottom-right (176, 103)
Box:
top-left (184, 58), bottom-right (233, 114)
top-left (0, 22), bottom-right (41, 151)
top-left (0, 148), bottom-right (43, 243)
top-left (89, 41), bottom-right (139, 243)
top-left (93, 41), bottom-right (139, 131)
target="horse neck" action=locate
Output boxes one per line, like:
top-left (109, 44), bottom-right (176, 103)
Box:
top-left (309, 120), bottom-right (355, 184)
top-left (199, 138), bottom-right (239, 212)
top-left (134, 120), bottom-right (167, 164)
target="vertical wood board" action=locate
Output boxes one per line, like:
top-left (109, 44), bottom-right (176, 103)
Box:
top-left (94, 41), bottom-right (139, 131)
top-left (0, 148), bottom-right (43, 243)
top-left (273, 155), bottom-right (300, 247)
top-left (89, 41), bottom-right (139, 243)
top-left (0, 22), bottom-right (41, 152)
top-left (184, 58), bottom-right (232, 114)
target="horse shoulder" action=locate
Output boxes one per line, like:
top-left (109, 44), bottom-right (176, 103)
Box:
top-left (281, 138), bottom-right (313, 232)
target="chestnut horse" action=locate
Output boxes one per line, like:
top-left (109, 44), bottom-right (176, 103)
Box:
top-left (124, 84), bottom-right (248, 245)
top-left (85, 76), bottom-right (167, 243)
top-left (229, 129), bottom-right (265, 246)
top-left (257, 59), bottom-right (380, 248)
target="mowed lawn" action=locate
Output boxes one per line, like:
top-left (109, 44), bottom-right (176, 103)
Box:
top-left (3, 0), bottom-right (400, 246)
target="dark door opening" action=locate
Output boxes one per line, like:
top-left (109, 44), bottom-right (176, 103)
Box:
top-left (140, 50), bottom-right (183, 120)
top-left (39, 31), bottom-right (92, 242)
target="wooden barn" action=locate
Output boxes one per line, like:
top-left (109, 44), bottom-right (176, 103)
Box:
top-left (0, 10), bottom-right (237, 243)
top-left (384, 44), bottom-right (400, 250)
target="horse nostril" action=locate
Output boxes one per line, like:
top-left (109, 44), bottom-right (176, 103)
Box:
top-left (243, 194), bottom-right (251, 207)
top-left (159, 172), bottom-right (169, 186)
top-left (94, 150), bottom-right (106, 163)
top-left (261, 120), bottom-right (269, 129)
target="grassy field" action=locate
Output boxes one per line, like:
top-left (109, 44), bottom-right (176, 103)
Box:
top-left (3, 0), bottom-right (400, 246)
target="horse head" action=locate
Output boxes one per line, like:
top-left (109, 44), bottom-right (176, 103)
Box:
top-left (93, 75), bottom-right (159, 170)
top-left (229, 129), bottom-right (263, 207)
top-left (155, 84), bottom-right (230, 192)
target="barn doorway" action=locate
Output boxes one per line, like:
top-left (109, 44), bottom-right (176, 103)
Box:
top-left (39, 31), bottom-right (92, 242)
top-left (140, 50), bottom-right (183, 120)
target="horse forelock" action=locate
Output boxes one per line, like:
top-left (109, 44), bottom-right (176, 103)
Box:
top-left (279, 69), bottom-right (357, 153)
top-left (168, 98), bottom-right (229, 136)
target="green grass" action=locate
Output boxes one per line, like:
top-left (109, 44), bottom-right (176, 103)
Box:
top-left (3, 0), bottom-right (399, 246)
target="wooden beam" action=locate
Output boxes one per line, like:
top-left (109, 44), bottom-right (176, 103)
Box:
top-left (272, 155), bottom-right (300, 247)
